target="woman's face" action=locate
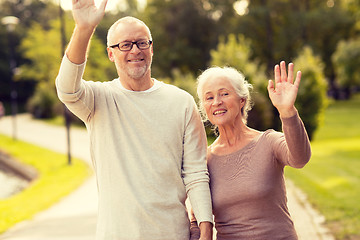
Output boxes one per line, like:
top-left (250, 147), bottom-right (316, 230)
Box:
top-left (202, 76), bottom-right (245, 126)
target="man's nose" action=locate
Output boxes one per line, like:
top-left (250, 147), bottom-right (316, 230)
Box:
top-left (129, 43), bottom-right (141, 53)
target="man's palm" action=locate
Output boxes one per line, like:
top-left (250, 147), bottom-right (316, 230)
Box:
top-left (72, 0), bottom-right (107, 28)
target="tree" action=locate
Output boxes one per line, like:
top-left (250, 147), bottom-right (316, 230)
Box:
top-left (0, 0), bottom-right (65, 106)
top-left (210, 33), bottom-right (273, 131)
top-left (159, 69), bottom-right (197, 100)
top-left (18, 18), bottom-right (116, 118)
top-left (332, 37), bottom-right (360, 99)
top-left (234, 0), bottom-right (355, 97)
top-left (293, 46), bottom-right (328, 140)
top-left (143, 0), bottom-right (217, 78)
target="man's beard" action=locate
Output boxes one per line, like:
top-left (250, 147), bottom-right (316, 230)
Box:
top-left (126, 64), bottom-right (148, 80)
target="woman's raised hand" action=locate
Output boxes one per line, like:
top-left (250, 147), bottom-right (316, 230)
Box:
top-left (267, 61), bottom-right (301, 118)
top-left (71, 0), bottom-right (108, 29)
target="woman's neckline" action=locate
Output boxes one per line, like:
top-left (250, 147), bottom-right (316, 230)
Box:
top-left (209, 130), bottom-right (266, 158)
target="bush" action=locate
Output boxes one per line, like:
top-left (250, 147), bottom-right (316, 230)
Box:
top-left (293, 46), bottom-right (328, 140)
top-left (26, 83), bottom-right (58, 119)
top-left (332, 37), bottom-right (360, 99)
top-left (210, 34), bottom-right (273, 131)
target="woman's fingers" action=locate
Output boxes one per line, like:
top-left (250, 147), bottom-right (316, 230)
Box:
top-left (294, 71), bottom-right (302, 88)
top-left (275, 61), bottom-right (299, 87)
top-left (287, 63), bottom-right (294, 84)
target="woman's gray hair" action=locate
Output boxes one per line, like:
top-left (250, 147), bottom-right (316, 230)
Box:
top-left (107, 16), bottom-right (152, 47)
top-left (196, 66), bottom-right (253, 125)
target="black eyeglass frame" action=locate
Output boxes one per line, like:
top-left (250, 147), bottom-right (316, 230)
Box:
top-left (109, 40), bottom-right (153, 51)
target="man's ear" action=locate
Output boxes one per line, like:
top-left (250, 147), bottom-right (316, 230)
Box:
top-left (107, 47), bottom-right (115, 62)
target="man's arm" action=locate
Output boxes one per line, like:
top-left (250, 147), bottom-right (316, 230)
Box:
top-left (199, 222), bottom-right (213, 240)
top-left (66, 0), bottom-right (108, 64)
top-left (188, 202), bottom-right (213, 240)
top-left (182, 98), bottom-right (213, 239)
top-left (56, 0), bottom-right (107, 121)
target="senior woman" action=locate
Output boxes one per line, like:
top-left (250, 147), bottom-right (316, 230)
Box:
top-left (191, 61), bottom-right (311, 240)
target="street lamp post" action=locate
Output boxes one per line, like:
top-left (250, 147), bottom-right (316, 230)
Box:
top-left (2, 16), bottom-right (19, 140)
top-left (59, 1), bottom-right (72, 165)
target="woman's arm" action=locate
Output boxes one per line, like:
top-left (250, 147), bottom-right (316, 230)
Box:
top-left (268, 61), bottom-right (311, 168)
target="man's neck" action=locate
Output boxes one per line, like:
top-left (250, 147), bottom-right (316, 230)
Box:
top-left (118, 76), bottom-right (154, 91)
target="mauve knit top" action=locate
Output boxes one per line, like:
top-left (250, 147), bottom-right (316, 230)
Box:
top-left (207, 113), bottom-right (311, 240)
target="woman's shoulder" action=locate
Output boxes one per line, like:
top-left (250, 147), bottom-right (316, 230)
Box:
top-left (259, 129), bottom-right (284, 146)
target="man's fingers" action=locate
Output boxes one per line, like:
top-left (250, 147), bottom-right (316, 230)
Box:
top-left (267, 79), bottom-right (275, 93)
top-left (274, 64), bottom-right (280, 85)
top-left (280, 61), bottom-right (287, 82)
top-left (99, 0), bottom-right (108, 12)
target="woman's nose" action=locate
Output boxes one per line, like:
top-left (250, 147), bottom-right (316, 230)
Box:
top-left (213, 96), bottom-right (222, 106)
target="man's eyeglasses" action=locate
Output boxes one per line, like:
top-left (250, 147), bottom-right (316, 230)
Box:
top-left (110, 40), bottom-right (152, 51)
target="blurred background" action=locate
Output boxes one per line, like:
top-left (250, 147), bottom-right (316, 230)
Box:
top-left (0, 0), bottom-right (359, 239)
top-left (1, 0), bottom-right (360, 136)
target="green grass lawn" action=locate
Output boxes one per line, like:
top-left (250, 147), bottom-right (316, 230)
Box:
top-left (0, 134), bottom-right (91, 234)
top-left (286, 93), bottom-right (360, 240)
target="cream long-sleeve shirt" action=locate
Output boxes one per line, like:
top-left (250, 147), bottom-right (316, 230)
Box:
top-left (56, 55), bottom-right (212, 240)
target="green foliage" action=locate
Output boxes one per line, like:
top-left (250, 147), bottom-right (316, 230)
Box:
top-left (293, 46), bottom-right (328, 140)
top-left (17, 17), bottom-right (116, 118)
top-left (332, 37), bottom-right (360, 96)
top-left (84, 35), bottom-right (117, 81)
top-left (26, 82), bottom-right (59, 118)
top-left (304, 5), bottom-right (354, 86)
top-left (17, 19), bottom-right (66, 118)
top-left (0, 0), bottom-right (59, 29)
top-left (18, 22), bottom-right (61, 83)
top-left (0, 0), bottom-right (63, 104)
top-left (144, 0), bottom-right (216, 77)
top-left (210, 34), bottom-right (273, 130)
top-left (160, 69), bottom-right (197, 99)
top-left (286, 93), bottom-right (360, 240)
top-left (234, 1), bottom-right (355, 95)
top-left (0, 134), bottom-right (91, 233)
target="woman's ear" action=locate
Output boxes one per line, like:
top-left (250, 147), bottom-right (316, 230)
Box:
top-left (239, 98), bottom-right (246, 111)
top-left (240, 98), bottom-right (246, 105)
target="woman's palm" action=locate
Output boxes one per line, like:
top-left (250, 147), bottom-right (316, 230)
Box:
top-left (267, 61), bottom-right (301, 113)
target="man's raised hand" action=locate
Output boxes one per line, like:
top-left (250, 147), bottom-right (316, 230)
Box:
top-left (72, 0), bottom-right (108, 29)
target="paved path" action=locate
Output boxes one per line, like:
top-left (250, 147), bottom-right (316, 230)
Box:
top-left (0, 114), bottom-right (334, 240)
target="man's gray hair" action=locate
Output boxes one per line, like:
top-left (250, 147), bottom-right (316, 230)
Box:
top-left (107, 16), bottom-right (152, 47)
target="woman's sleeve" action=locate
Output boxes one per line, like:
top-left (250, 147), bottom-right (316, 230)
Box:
top-left (273, 111), bottom-right (312, 168)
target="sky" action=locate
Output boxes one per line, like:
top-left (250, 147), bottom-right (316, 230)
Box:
top-left (60, 0), bottom-right (249, 16)
top-left (60, 0), bottom-right (146, 12)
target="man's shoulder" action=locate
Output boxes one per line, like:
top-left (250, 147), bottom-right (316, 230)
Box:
top-left (83, 78), bottom-right (118, 88)
top-left (158, 81), bottom-right (193, 98)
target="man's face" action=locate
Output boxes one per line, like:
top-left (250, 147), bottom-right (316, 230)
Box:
top-left (107, 22), bottom-right (153, 80)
